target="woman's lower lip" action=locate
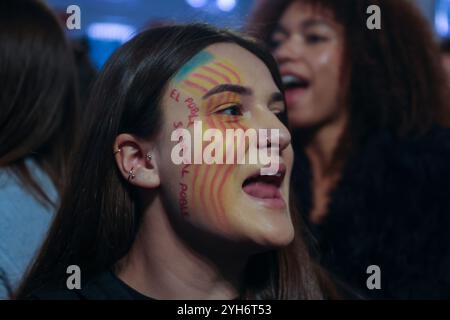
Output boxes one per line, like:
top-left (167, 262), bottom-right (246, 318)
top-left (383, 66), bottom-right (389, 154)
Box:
top-left (257, 197), bottom-right (286, 210)
top-left (242, 191), bottom-right (287, 210)
top-left (285, 87), bottom-right (307, 108)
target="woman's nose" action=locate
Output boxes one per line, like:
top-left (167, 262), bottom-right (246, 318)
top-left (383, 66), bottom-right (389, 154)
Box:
top-left (256, 113), bottom-right (292, 153)
top-left (274, 35), bottom-right (304, 64)
top-left (271, 123), bottom-right (291, 153)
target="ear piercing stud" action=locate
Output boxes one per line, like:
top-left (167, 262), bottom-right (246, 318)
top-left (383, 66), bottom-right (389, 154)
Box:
top-left (128, 167), bottom-right (135, 181)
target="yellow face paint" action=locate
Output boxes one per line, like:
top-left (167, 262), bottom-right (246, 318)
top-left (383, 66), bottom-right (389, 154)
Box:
top-left (168, 51), bottom-right (253, 229)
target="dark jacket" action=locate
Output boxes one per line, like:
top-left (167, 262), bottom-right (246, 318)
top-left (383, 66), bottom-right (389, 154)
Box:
top-left (294, 126), bottom-right (450, 299)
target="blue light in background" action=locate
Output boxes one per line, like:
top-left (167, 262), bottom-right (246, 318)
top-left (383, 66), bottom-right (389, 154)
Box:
top-left (186, 0), bottom-right (208, 8)
top-left (87, 22), bottom-right (136, 42)
top-left (435, 0), bottom-right (450, 37)
top-left (216, 0), bottom-right (236, 12)
top-left (86, 22), bottom-right (136, 69)
top-left (48, 0), bottom-right (254, 68)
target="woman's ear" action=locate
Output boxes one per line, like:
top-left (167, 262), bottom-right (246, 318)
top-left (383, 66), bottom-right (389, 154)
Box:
top-left (113, 133), bottom-right (160, 189)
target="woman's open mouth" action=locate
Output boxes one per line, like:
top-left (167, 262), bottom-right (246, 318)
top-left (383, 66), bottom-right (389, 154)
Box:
top-left (282, 74), bottom-right (311, 108)
top-left (242, 164), bottom-right (286, 210)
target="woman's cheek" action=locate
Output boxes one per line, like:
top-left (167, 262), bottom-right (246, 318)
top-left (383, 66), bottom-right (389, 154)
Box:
top-left (186, 116), bottom-right (246, 230)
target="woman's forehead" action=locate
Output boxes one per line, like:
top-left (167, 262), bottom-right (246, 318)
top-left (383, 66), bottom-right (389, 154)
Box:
top-left (172, 43), bottom-right (276, 94)
top-left (280, 1), bottom-right (337, 25)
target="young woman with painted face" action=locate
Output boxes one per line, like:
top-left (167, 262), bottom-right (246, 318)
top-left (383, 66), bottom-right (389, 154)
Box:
top-left (249, 0), bottom-right (450, 299)
top-left (16, 24), bottom-right (336, 300)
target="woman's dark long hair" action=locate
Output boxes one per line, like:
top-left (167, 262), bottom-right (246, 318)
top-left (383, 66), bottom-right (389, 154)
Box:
top-left (0, 0), bottom-right (79, 205)
top-left (16, 24), bottom-right (332, 299)
top-left (248, 0), bottom-right (450, 166)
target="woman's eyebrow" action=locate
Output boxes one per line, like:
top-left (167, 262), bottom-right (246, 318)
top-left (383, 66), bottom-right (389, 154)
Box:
top-left (273, 24), bottom-right (288, 36)
top-left (273, 18), bottom-right (330, 37)
top-left (202, 84), bottom-right (252, 99)
top-left (300, 18), bottom-right (331, 30)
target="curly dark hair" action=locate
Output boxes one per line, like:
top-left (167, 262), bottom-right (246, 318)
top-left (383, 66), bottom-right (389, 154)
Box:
top-left (248, 0), bottom-right (449, 153)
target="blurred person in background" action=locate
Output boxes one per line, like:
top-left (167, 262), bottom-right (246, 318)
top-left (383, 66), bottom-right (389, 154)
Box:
top-left (0, 0), bottom-right (80, 298)
top-left (248, 0), bottom-right (450, 299)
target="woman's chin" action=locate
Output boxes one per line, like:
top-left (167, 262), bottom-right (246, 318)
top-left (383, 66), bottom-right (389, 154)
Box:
top-left (249, 220), bottom-right (295, 249)
top-left (288, 111), bottom-right (320, 129)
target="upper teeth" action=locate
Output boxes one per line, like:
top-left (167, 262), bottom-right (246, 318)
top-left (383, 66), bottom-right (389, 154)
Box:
top-left (262, 172), bottom-right (282, 177)
top-left (282, 75), bottom-right (301, 85)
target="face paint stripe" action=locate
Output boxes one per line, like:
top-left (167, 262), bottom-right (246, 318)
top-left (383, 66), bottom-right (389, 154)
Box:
top-left (202, 118), bottom-right (224, 221)
top-left (206, 115), bottom-right (232, 227)
top-left (191, 73), bottom-right (220, 87)
top-left (210, 168), bottom-right (225, 227)
top-left (208, 166), bottom-right (223, 212)
top-left (216, 122), bottom-right (240, 223)
top-left (200, 116), bottom-right (212, 206)
top-left (225, 92), bottom-right (233, 104)
top-left (192, 114), bottom-right (210, 211)
top-left (234, 123), bottom-right (249, 161)
top-left (206, 95), bottom-right (217, 114)
top-left (207, 116), bottom-right (229, 225)
top-left (235, 123), bottom-right (247, 131)
top-left (192, 163), bottom-right (202, 207)
top-left (219, 122), bottom-right (239, 196)
top-left (183, 79), bottom-right (208, 94)
top-left (201, 65), bottom-right (231, 83)
top-left (213, 61), bottom-right (241, 84)
top-left (209, 63), bottom-right (237, 85)
top-left (232, 121), bottom-right (245, 165)
top-left (195, 72), bottom-right (228, 88)
top-left (180, 83), bottom-right (199, 97)
top-left (174, 51), bottom-right (214, 83)
top-left (206, 115), bottom-right (215, 129)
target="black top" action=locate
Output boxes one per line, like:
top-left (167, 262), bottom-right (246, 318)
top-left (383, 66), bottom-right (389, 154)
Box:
top-left (293, 126), bottom-right (450, 299)
top-left (29, 271), bottom-right (152, 300)
top-left (29, 271), bottom-right (243, 300)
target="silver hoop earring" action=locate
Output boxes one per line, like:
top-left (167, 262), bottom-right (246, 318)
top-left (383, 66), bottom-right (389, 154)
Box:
top-left (146, 153), bottom-right (152, 161)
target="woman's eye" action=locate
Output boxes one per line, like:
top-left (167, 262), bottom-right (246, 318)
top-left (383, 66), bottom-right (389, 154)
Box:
top-left (216, 104), bottom-right (243, 116)
top-left (269, 38), bottom-right (282, 50)
top-left (269, 33), bottom-right (285, 50)
top-left (305, 34), bottom-right (327, 44)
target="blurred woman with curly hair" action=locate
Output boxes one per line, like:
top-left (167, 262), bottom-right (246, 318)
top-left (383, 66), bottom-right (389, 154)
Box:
top-left (248, 0), bottom-right (450, 299)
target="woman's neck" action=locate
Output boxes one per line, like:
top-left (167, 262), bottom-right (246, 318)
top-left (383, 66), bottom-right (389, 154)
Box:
top-left (116, 197), bottom-right (246, 300)
top-left (304, 115), bottom-right (347, 178)
top-left (302, 114), bottom-right (348, 224)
